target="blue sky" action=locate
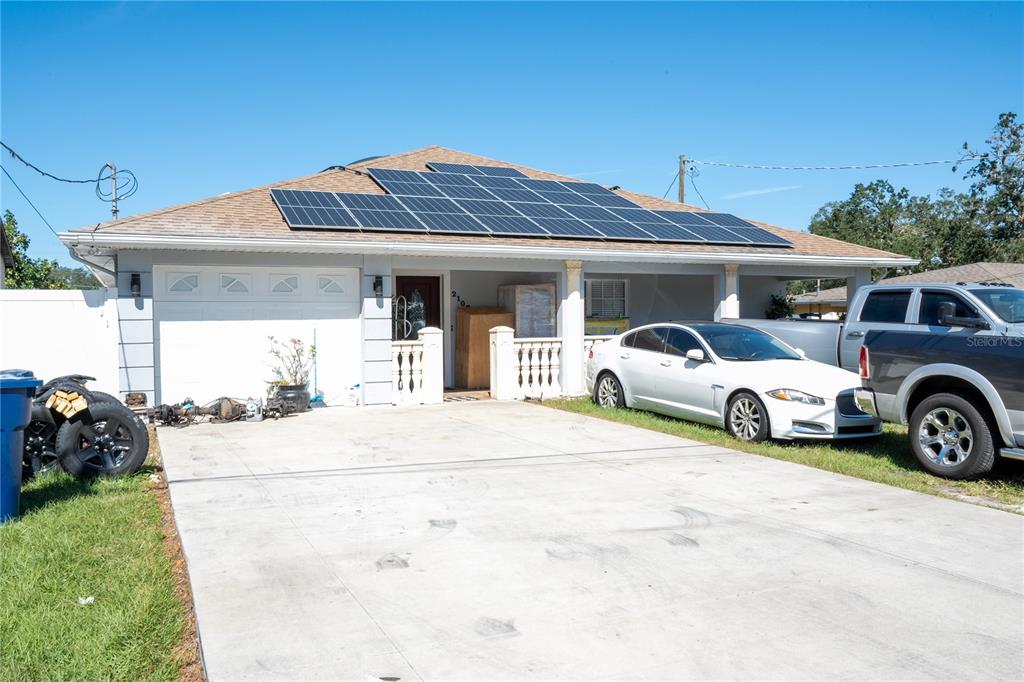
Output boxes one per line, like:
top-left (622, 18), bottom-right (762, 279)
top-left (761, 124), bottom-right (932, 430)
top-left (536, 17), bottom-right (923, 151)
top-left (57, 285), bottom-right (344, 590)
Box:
top-left (2, 1), bottom-right (1021, 264)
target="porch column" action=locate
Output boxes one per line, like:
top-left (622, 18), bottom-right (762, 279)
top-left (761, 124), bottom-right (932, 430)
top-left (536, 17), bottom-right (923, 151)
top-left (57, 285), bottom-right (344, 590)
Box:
top-left (557, 259), bottom-right (586, 396)
top-left (361, 255), bottom-right (393, 406)
top-left (846, 268), bottom-right (872, 307)
top-left (715, 264), bottom-right (741, 320)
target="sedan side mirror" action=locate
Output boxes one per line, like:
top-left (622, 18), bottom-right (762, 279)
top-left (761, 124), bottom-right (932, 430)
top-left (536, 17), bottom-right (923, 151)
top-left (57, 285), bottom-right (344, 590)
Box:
top-left (685, 348), bottom-right (706, 362)
top-left (795, 347), bottom-right (807, 357)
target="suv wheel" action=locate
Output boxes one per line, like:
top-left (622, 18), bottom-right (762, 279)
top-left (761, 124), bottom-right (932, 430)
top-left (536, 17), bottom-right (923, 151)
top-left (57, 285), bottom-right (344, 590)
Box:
top-left (909, 393), bottom-right (996, 479)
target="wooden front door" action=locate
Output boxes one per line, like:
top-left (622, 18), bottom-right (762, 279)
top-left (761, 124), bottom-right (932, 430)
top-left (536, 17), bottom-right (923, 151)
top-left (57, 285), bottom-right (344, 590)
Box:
top-left (393, 276), bottom-right (441, 340)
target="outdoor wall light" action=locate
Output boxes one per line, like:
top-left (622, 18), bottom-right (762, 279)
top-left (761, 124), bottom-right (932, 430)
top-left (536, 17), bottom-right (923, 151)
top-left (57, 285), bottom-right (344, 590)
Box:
top-left (130, 272), bottom-right (142, 298)
top-left (372, 275), bottom-right (384, 297)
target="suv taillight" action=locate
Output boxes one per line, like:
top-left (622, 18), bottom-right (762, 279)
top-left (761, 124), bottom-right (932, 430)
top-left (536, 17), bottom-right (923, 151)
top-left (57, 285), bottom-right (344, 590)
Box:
top-left (859, 345), bottom-right (870, 380)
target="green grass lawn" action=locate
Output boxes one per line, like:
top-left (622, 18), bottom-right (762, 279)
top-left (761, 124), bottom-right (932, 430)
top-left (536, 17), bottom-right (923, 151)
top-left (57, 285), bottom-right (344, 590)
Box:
top-left (545, 397), bottom-right (1024, 510)
top-left (0, 465), bottom-right (187, 681)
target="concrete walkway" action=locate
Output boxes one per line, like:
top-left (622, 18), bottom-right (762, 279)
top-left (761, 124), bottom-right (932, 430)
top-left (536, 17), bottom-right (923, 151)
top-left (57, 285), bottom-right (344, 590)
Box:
top-left (160, 401), bottom-right (1024, 681)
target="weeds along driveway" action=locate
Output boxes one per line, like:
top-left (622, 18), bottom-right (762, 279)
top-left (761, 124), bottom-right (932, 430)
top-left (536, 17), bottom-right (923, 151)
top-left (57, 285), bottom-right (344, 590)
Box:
top-left (159, 400), bottom-right (1024, 681)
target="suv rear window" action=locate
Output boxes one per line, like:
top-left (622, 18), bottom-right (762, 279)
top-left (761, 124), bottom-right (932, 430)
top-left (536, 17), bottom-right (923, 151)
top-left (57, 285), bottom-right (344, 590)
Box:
top-left (860, 290), bottom-right (911, 323)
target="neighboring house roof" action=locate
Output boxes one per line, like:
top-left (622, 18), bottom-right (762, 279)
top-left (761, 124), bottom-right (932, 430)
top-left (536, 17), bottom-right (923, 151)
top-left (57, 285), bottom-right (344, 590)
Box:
top-left (1, 224), bottom-right (14, 268)
top-left (61, 146), bottom-right (914, 266)
top-left (794, 262), bottom-right (1024, 304)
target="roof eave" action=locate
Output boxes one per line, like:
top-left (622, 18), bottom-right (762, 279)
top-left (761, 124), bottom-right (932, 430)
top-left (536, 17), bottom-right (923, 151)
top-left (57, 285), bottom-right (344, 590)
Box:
top-left (59, 231), bottom-right (920, 269)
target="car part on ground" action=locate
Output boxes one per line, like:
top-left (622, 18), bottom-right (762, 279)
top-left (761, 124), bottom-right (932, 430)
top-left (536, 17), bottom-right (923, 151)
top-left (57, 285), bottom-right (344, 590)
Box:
top-left (149, 394), bottom-right (296, 427)
top-left (20, 375), bottom-right (150, 482)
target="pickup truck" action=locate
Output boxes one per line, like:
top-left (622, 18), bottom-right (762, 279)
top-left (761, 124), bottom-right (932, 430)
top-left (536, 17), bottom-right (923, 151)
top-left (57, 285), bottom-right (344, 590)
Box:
top-left (852, 306), bottom-right (1024, 478)
top-left (732, 282), bottom-right (1024, 371)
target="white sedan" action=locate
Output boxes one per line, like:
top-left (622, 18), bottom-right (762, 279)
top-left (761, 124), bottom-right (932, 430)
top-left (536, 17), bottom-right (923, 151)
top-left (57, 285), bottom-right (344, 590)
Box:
top-left (586, 322), bottom-right (881, 442)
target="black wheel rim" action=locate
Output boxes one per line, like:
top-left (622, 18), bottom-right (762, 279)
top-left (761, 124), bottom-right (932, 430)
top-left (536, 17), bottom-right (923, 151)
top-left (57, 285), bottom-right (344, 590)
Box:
top-left (74, 417), bottom-right (135, 472)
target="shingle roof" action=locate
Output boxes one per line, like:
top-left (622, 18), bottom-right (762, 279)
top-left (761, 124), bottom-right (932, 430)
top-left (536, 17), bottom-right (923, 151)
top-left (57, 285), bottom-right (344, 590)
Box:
top-left (68, 145), bottom-right (908, 261)
top-left (794, 262), bottom-right (1024, 303)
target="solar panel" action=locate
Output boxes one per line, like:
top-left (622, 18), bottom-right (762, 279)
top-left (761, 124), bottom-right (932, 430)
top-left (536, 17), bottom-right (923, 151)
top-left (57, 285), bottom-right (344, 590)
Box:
top-left (726, 227), bottom-right (793, 246)
top-left (607, 208), bottom-right (671, 224)
top-left (349, 209), bottom-right (427, 231)
top-left (584, 221), bottom-right (656, 240)
top-left (425, 162), bottom-right (529, 178)
top-left (429, 184), bottom-right (497, 200)
top-left (631, 222), bottom-right (702, 242)
top-left (581, 193), bottom-right (638, 208)
top-left (472, 214), bottom-right (549, 236)
top-left (699, 212), bottom-right (758, 229)
top-left (421, 172), bottom-right (481, 186)
top-left (485, 187), bottom-right (546, 203)
top-left (469, 175), bottom-right (525, 189)
top-left (452, 199), bottom-right (521, 217)
top-left (529, 217), bottom-right (604, 238)
top-left (373, 180), bottom-right (446, 197)
top-left (561, 179), bottom-right (614, 195)
top-left (366, 168), bottom-right (428, 184)
top-left (475, 166), bottom-right (529, 178)
top-left (394, 196), bottom-right (465, 214)
top-left (653, 210), bottom-right (716, 227)
top-left (560, 204), bottom-right (621, 221)
top-left (517, 178), bottom-right (571, 192)
top-left (335, 193), bottom-right (406, 211)
top-left (274, 168), bottom-right (794, 247)
top-left (684, 225), bottom-right (751, 244)
top-left (510, 202), bottom-right (575, 219)
top-left (413, 212), bottom-right (489, 234)
top-left (534, 190), bottom-right (594, 206)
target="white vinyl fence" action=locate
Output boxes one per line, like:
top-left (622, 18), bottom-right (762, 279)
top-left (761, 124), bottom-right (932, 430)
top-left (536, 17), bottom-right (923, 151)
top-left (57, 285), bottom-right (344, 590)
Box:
top-left (0, 288), bottom-right (120, 394)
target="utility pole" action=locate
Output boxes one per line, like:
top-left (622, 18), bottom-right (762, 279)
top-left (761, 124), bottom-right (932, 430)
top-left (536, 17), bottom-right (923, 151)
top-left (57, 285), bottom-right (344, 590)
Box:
top-left (104, 162), bottom-right (119, 220)
top-left (677, 154), bottom-right (686, 204)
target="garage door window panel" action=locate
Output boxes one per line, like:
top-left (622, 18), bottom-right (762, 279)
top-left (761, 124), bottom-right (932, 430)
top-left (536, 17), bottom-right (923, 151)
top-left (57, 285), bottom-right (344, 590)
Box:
top-left (271, 274), bottom-right (300, 294)
top-left (220, 274), bottom-right (251, 295)
top-left (318, 276), bottom-right (346, 295)
top-left (167, 273), bottom-right (199, 295)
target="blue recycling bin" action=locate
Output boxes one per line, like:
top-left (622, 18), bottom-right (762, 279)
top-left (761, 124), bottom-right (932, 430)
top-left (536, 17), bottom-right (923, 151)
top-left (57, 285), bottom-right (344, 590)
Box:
top-left (1, 369), bottom-right (43, 523)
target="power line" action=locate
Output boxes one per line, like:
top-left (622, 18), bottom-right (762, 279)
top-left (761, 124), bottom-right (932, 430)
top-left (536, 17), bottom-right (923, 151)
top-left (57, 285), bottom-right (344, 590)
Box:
top-left (1, 141), bottom-right (111, 183)
top-left (1, 141), bottom-right (139, 218)
top-left (1, 164), bottom-right (60, 238)
top-left (686, 168), bottom-right (710, 210)
top-left (661, 170), bottom-right (680, 200)
top-left (687, 156), bottom-right (983, 171)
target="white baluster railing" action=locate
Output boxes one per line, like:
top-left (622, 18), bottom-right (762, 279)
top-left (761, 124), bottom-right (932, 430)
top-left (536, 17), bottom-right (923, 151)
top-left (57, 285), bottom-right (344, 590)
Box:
top-left (391, 327), bottom-right (443, 405)
top-left (512, 337), bottom-right (563, 400)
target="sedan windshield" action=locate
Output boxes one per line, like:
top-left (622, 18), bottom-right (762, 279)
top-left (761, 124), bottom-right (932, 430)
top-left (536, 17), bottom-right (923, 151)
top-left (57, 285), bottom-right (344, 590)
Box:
top-left (691, 324), bottom-right (802, 361)
top-left (969, 288), bottom-right (1024, 323)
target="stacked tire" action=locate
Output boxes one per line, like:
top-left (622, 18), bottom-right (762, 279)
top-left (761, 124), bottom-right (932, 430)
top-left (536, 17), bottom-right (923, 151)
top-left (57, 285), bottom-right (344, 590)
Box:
top-left (22, 376), bottom-right (149, 481)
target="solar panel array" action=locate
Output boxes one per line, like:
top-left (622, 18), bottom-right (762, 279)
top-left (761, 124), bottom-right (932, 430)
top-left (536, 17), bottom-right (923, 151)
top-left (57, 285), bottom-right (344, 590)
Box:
top-left (270, 163), bottom-right (791, 247)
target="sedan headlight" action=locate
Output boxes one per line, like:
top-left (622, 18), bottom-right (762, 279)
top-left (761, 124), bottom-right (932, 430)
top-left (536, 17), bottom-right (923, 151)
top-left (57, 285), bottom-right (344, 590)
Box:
top-left (767, 389), bottom-right (825, 406)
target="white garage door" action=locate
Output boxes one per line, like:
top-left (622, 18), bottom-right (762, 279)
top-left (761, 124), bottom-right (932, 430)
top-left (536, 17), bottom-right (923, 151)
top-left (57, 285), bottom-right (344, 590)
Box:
top-left (154, 266), bottom-right (361, 405)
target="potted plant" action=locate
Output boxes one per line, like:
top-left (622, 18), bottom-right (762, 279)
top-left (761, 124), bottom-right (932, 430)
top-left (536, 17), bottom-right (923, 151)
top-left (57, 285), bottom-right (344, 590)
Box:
top-left (267, 336), bottom-right (314, 412)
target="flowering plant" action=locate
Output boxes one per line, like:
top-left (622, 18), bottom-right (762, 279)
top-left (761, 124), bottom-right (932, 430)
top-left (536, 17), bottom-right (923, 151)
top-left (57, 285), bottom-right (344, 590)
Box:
top-left (267, 336), bottom-right (315, 387)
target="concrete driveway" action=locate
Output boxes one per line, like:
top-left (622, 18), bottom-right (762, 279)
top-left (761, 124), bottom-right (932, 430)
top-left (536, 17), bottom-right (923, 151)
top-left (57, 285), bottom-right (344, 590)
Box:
top-left (160, 401), bottom-right (1024, 681)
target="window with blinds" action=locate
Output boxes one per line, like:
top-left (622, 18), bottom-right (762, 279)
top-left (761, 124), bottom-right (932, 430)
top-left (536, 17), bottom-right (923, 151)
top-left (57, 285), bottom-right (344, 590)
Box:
top-left (585, 279), bottom-right (628, 319)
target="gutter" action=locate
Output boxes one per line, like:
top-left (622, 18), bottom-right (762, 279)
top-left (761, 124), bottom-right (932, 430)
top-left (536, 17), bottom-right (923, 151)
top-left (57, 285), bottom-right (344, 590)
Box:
top-left (68, 246), bottom-right (117, 287)
top-left (59, 231), bottom-right (920, 269)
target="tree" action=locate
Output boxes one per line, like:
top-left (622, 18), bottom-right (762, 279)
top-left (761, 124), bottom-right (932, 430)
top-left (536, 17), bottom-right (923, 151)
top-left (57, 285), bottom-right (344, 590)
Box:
top-left (956, 112), bottom-right (1024, 260)
top-left (2, 210), bottom-right (67, 289)
top-left (48, 265), bottom-right (100, 289)
top-left (805, 180), bottom-right (990, 274)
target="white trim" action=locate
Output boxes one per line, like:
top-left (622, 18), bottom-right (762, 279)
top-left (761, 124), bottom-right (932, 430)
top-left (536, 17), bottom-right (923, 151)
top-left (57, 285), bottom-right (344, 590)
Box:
top-left (60, 232), bottom-right (919, 268)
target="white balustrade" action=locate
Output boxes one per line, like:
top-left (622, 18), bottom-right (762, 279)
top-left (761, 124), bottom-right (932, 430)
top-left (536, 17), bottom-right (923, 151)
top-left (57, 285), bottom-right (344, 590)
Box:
top-left (511, 337), bottom-right (563, 399)
top-left (392, 327), bottom-right (443, 405)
